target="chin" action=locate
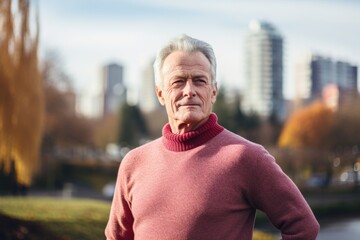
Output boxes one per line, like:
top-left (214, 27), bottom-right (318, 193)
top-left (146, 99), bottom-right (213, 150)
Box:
top-left (179, 111), bottom-right (206, 123)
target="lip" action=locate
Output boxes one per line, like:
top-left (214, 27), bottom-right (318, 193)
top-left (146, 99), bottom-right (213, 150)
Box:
top-left (179, 103), bottom-right (199, 107)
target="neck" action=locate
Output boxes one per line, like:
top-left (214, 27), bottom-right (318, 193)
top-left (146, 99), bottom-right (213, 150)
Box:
top-left (162, 113), bottom-right (224, 151)
top-left (170, 118), bottom-right (209, 134)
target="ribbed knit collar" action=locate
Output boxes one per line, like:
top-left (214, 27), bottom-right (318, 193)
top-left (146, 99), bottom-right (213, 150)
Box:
top-left (162, 113), bottom-right (224, 152)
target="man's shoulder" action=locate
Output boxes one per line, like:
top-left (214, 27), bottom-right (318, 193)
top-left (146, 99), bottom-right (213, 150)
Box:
top-left (215, 129), bottom-right (269, 156)
top-left (127, 137), bottom-right (163, 156)
top-left (120, 138), bottom-right (163, 166)
top-left (217, 129), bottom-right (260, 147)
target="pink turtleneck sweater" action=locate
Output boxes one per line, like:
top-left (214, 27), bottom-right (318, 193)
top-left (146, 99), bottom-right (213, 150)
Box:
top-left (105, 113), bottom-right (319, 240)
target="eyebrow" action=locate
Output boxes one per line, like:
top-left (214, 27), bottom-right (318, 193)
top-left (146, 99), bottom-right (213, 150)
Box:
top-left (192, 73), bottom-right (208, 78)
top-left (170, 72), bottom-right (209, 79)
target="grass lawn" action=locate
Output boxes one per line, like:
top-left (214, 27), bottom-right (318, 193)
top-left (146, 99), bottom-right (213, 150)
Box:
top-left (0, 196), bottom-right (275, 240)
top-left (0, 196), bottom-right (111, 240)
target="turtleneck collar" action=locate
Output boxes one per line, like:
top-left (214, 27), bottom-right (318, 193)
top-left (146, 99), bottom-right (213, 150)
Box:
top-left (162, 113), bottom-right (224, 152)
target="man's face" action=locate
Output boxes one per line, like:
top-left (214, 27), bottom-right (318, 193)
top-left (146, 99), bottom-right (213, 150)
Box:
top-left (156, 51), bottom-right (217, 133)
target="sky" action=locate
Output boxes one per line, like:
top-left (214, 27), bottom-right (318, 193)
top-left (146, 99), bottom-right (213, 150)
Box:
top-left (37, 0), bottom-right (360, 116)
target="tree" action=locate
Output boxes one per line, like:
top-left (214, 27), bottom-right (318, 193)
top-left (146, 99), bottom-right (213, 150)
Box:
top-left (41, 51), bottom-right (94, 151)
top-left (118, 103), bottom-right (148, 148)
top-left (277, 101), bottom-right (335, 184)
top-left (35, 51), bottom-right (96, 189)
top-left (213, 87), bottom-right (261, 142)
top-left (331, 93), bottom-right (360, 149)
top-left (330, 93), bottom-right (360, 187)
top-left (268, 109), bottom-right (283, 143)
top-left (212, 87), bottom-right (234, 130)
top-left (278, 101), bottom-right (334, 150)
top-left (93, 113), bottom-right (119, 150)
top-left (0, 0), bottom-right (43, 186)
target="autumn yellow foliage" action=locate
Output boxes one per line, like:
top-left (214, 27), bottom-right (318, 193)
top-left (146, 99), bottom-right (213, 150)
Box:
top-left (278, 101), bottom-right (334, 150)
top-left (0, 0), bottom-right (43, 185)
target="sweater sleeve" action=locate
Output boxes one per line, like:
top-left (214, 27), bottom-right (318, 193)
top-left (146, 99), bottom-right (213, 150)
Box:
top-left (245, 147), bottom-right (320, 240)
top-left (105, 161), bottom-right (134, 240)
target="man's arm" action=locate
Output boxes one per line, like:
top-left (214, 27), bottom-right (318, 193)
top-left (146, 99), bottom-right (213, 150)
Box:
top-left (105, 163), bottom-right (134, 240)
top-left (246, 149), bottom-right (320, 239)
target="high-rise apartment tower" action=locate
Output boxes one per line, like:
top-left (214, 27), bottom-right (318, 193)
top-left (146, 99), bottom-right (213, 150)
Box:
top-left (295, 52), bottom-right (358, 102)
top-left (242, 20), bottom-right (284, 119)
top-left (102, 63), bottom-right (126, 116)
top-left (139, 59), bottom-right (161, 113)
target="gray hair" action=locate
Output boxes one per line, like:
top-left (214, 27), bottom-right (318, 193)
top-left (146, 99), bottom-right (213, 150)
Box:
top-left (153, 34), bottom-right (217, 88)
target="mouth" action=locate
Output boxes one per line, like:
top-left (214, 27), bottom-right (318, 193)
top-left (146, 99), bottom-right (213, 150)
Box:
top-left (179, 103), bottom-right (199, 107)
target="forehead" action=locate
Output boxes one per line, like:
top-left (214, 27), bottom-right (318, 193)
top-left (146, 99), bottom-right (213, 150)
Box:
top-left (162, 51), bottom-right (211, 76)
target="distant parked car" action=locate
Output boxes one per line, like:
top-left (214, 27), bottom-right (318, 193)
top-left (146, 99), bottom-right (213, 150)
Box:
top-left (306, 174), bottom-right (328, 188)
top-left (339, 170), bottom-right (360, 185)
top-left (102, 182), bottom-right (116, 199)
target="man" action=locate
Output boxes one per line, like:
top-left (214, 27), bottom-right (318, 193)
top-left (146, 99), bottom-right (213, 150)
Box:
top-left (105, 34), bottom-right (320, 239)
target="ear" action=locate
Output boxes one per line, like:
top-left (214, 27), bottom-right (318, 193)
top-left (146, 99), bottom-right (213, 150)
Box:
top-left (156, 86), bottom-right (165, 106)
top-left (211, 84), bottom-right (218, 104)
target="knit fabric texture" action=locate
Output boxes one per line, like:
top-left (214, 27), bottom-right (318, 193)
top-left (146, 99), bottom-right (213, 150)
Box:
top-left (162, 113), bottom-right (224, 151)
top-left (105, 113), bottom-right (319, 240)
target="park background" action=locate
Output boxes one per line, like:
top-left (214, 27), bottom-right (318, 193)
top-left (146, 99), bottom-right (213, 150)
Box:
top-left (1, 0), bottom-right (360, 239)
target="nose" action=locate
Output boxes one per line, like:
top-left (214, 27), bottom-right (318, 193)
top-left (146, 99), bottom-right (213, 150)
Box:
top-left (183, 80), bottom-right (196, 97)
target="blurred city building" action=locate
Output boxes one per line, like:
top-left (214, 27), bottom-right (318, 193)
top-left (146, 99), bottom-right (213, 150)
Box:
top-left (102, 63), bottom-right (127, 116)
top-left (295, 52), bottom-right (358, 107)
top-left (138, 59), bottom-right (161, 113)
top-left (242, 20), bottom-right (285, 120)
top-left (295, 52), bottom-right (358, 98)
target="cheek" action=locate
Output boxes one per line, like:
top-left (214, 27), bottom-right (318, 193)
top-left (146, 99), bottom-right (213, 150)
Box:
top-left (163, 90), bottom-right (179, 107)
top-left (168, 89), bottom-right (181, 101)
top-left (201, 88), bottom-right (216, 104)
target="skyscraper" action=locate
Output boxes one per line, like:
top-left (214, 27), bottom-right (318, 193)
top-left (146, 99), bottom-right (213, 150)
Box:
top-left (102, 63), bottom-right (126, 116)
top-left (295, 52), bottom-right (358, 103)
top-left (139, 59), bottom-right (161, 113)
top-left (242, 20), bottom-right (284, 119)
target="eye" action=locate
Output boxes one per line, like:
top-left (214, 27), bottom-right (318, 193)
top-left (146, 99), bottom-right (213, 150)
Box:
top-left (171, 79), bottom-right (185, 86)
top-left (193, 78), bottom-right (207, 85)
